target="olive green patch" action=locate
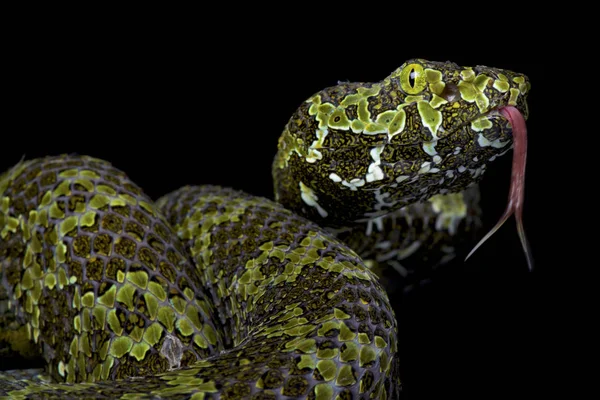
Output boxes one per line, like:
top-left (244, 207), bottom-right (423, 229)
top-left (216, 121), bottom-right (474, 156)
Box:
top-left (144, 292), bottom-right (160, 320)
top-left (297, 354), bottom-right (316, 370)
top-left (90, 194), bottom-right (111, 209)
top-left (148, 281), bottom-right (167, 301)
top-left (116, 283), bottom-right (136, 311)
top-left (314, 383), bottom-right (334, 400)
top-left (92, 305), bottom-right (107, 330)
top-left (158, 306), bottom-right (177, 332)
top-left (107, 309), bottom-right (123, 336)
top-left (375, 335), bottom-right (387, 348)
top-left (143, 322), bottom-right (164, 346)
top-left (44, 273), bottom-right (57, 289)
top-left (96, 185), bottom-right (117, 195)
top-left (335, 364), bottom-right (357, 386)
top-left (74, 178), bottom-right (94, 192)
top-left (338, 322), bottom-right (356, 341)
top-left (80, 211), bottom-right (97, 227)
top-left (109, 336), bottom-right (133, 358)
top-left (358, 333), bottom-right (371, 344)
top-left (359, 345), bottom-right (378, 367)
top-left (126, 270), bottom-right (149, 289)
top-left (60, 216), bottom-right (78, 235)
top-left (98, 285), bottom-right (117, 307)
top-left (317, 359), bottom-right (337, 381)
top-left (194, 334), bottom-right (208, 349)
top-left (203, 323), bottom-right (218, 346)
top-left (81, 292), bottom-right (95, 308)
top-left (340, 341), bottom-right (359, 363)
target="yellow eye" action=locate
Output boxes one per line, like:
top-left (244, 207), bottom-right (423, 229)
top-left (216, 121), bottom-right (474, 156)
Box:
top-left (400, 63), bottom-right (426, 94)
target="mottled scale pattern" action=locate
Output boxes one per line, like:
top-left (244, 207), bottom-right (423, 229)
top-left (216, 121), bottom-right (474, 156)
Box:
top-left (0, 156), bottom-right (223, 387)
top-left (333, 185), bottom-right (482, 285)
top-left (273, 59), bottom-right (529, 228)
top-left (157, 185), bottom-right (400, 399)
top-left (0, 159), bottom-right (400, 399)
top-left (1, 58), bottom-right (530, 399)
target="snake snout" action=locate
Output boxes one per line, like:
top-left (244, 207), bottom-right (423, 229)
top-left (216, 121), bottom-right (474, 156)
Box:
top-left (484, 66), bottom-right (531, 120)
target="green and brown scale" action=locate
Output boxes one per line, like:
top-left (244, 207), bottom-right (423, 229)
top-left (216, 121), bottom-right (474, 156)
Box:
top-left (273, 59), bottom-right (529, 227)
top-left (1, 156), bottom-right (399, 399)
top-left (1, 58), bottom-right (529, 399)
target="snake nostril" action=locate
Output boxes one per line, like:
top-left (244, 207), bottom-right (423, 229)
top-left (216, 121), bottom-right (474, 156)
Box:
top-left (440, 83), bottom-right (460, 102)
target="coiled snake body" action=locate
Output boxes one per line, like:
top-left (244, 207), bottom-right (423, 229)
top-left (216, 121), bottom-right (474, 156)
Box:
top-left (0, 59), bottom-right (530, 399)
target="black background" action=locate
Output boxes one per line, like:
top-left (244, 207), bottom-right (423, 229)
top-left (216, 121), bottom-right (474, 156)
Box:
top-left (3, 29), bottom-right (557, 399)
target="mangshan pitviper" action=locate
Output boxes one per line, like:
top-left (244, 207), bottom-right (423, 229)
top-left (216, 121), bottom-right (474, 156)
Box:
top-left (0, 59), bottom-right (531, 399)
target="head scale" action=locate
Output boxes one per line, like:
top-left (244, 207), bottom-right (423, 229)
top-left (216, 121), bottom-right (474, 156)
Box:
top-left (274, 58), bottom-right (530, 226)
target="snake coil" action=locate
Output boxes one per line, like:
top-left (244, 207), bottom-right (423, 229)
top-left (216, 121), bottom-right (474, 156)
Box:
top-left (0, 59), bottom-right (529, 399)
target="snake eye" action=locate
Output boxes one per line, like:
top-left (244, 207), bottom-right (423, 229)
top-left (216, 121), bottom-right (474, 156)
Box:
top-left (400, 63), bottom-right (426, 94)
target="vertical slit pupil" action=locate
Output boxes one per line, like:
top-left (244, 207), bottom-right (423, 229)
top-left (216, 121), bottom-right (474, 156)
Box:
top-left (409, 69), bottom-right (416, 88)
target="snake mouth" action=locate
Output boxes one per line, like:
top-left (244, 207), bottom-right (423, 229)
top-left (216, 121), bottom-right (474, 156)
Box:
top-left (465, 105), bottom-right (533, 271)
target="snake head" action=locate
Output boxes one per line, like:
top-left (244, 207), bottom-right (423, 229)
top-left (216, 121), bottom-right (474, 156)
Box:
top-left (274, 59), bottom-right (531, 269)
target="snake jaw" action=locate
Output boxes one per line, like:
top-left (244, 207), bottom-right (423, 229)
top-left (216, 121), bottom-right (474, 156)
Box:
top-left (465, 105), bottom-right (533, 271)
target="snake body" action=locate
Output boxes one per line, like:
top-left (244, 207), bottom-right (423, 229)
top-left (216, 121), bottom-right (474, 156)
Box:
top-left (0, 59), bottom-right (529, 398)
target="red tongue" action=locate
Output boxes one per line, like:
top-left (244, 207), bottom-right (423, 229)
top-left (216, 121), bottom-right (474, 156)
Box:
top-left (465, 105), bottom-right (534, 271)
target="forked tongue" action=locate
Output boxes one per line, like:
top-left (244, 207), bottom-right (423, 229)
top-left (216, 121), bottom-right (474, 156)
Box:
top-left (465, 105), bottom-right (533, 271)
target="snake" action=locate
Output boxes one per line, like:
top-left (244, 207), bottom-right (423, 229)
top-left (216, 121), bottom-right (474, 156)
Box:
top-left (0, 58), bottom-right (531, 399)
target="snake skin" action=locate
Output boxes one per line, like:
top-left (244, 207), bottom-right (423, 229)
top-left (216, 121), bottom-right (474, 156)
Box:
top-left (273, 60), bottom-right (528, 225)
top-left (0, 59), bottom-right (529, 399)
